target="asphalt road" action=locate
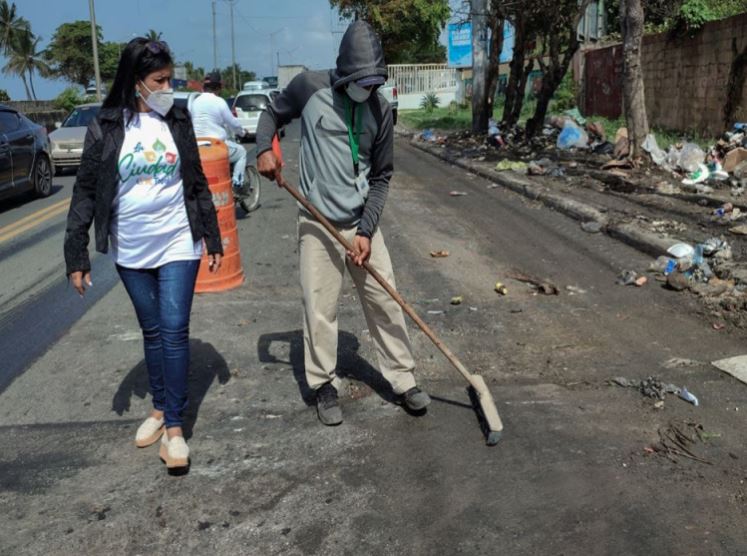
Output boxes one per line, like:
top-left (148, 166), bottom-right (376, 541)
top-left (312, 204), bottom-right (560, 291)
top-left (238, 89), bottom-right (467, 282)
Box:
top-left (0, 123), bottom-right (745, 555)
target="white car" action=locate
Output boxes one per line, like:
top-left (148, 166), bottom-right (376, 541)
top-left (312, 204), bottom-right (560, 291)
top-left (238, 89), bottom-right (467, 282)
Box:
top-left (380, 84), bottom-right (398, 125)
top-left (232, 91), bottom-right (273, 140)
top-left (242, 80), bottom-right (271, 91)
top-left (49, 102), bottom-right (101, 172)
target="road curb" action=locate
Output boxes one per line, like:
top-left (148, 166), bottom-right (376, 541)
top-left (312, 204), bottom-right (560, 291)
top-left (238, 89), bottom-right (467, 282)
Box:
top-left (402, 134), bottom-right (677, 260)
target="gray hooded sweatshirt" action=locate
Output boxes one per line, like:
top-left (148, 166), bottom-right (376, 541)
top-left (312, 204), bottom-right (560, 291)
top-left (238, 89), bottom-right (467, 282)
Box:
top-left (255, 21), bottom-right (393, 238)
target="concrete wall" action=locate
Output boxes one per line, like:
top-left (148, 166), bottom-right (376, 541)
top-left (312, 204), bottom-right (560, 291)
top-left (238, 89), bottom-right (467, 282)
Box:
top-left (582, 12), bottom-right (747, 136)
top-left (5, 101), bottom-right (67, 132)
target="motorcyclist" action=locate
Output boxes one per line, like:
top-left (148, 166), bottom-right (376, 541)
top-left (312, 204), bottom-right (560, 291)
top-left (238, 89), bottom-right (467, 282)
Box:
top-left (191, 71), bottom-right (247, 188)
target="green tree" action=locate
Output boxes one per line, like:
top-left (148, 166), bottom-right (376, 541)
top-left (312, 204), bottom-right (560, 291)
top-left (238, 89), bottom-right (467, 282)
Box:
top-left (3, 28), bottom-right (50, 100)
top-left (99, 41), bottom-right (124, 81)
top-left (329, 0), bottom-right (450, 63)
top-left (44, 20), bottom-right (101, 88)
top-left (145, 29), bottom-right (162, 41)
top-left (0, 89), bottom-right (9, 101)
top-left (0, 0), bottom-right (28, 56)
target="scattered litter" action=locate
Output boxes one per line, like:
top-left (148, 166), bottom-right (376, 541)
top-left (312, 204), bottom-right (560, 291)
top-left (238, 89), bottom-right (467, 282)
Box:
top-left (469, 306), bottom-right (478, 312)
top-left (586, 121), bottom-right (606, 141)
top-left (713, 203), bottom-right (733, 217)
top-left (450, 296), bottom-right (463, 305)
top-left (557, 120), bottom-right (588, 150)
top-left (682, 163), bottom-right (709, 186)
top-left (677, 143), bottom-right (706, 173)
top-left (652, 421), bottom-right (711, 465)
top-left (667, 243), bottom-right (695, 259)
top-left (666, 271), bottom-right (691, 291)
top-left (663, 357), bottom-right (700, 369)
top-left (642, 134), bottom-right (668, 167)
top-left (616, 270), bottom-right (639, 286)
top-left (602, 158), bottom-right (634, 170)
top-left (427, 310), bottom-right (445, 315)
top-left (729, 224), bottom-right (747, 235)
top-left (581, 221), bottom-right (603, 234)
top-left (507, 271), bottom-right (559, 295)
top-left (723, 147), bottom-right (747, 173)
top-left (634, 276), bottom-right (648, 287)
top-left (449, 191), bottom-right (468, 197)
top-left (494, 282), bottom-right (508, 295)
top-left (495, 160), bottom-right (528, 172)
top-left (712, 322), bottom-right (726, 331)
top-left (430, 250), bottom-right (450, 258)
top-left (611, 376), bottom-right (679, 399)
top-left (654, 400), bottom-right (665, 410)
top-left (563, 108), bottom-right (586, 126)
top-left (711, 355), bottom-right (747, 385)
top-left (678, 388), bottom-right (699, 406)
top-left (565, 285), bottom-right (587, 295)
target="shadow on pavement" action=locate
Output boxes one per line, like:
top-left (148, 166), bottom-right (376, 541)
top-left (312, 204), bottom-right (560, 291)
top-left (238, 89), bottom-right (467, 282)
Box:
top-left (256, 329), bottom-right (398, 406)
top-left (111, 338), bottom-right (230, 439)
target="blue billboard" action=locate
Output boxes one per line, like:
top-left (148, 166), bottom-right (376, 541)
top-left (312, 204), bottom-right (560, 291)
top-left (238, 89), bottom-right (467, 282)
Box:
top-left (447, 21), bottom-right (515, 68)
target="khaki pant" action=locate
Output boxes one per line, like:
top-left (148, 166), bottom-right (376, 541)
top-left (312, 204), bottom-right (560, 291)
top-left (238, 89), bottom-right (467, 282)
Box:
top-left (298, 212), bottom-right (417, 395)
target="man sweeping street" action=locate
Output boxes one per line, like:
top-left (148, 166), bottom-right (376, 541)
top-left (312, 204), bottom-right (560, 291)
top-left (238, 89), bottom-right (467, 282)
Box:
top-left (256, 20), bottom-right (430, 426)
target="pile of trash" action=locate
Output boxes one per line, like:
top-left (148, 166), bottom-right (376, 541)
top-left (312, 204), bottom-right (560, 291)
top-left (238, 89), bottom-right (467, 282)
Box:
top-left (642, 123), bottom-right (747, 195)
top-left (648, 238), bottom-right (737, 294)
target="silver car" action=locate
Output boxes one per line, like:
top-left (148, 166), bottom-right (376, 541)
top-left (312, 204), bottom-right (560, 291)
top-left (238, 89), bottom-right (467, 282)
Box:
top-left (49, 103), bottom-right (101, 173)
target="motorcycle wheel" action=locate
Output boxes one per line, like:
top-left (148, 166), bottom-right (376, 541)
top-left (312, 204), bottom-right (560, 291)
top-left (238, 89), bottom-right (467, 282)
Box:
top-left (237, 164), bottom-right (261, 213)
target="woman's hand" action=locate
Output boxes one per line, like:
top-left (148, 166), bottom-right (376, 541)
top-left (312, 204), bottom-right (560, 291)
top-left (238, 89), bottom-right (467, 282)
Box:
top-left (70, 271), bottom-right (93, 297)
top-left (208, 253), bottom-right (222, 273)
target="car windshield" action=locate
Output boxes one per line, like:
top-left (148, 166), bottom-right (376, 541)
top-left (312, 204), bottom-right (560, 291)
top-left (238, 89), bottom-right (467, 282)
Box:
top-left (235, 95), bottom-right (268, 112)
top-left (63, 106), bottom-right (100, 127)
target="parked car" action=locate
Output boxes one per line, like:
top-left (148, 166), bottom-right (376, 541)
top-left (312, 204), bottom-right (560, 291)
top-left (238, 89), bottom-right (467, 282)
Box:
top-left (49, 103), bottom-right (101, 174)
top-left (85, 83), bottom-right (107, 96)
top-left (0, 104), bottom-right (53, 201)
top-left (242, 80), bottom-right (271, 92)
top-left (380, 84), bottom-right (398, 126)
top-left (173, 91), bottom-right (201, 114)
top-left (232, 91), bottom-right (273, 140)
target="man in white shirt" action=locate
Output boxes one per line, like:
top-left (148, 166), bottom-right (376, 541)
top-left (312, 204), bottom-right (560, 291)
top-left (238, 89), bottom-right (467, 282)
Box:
top-left (191, 72), bottom-right (248, 187)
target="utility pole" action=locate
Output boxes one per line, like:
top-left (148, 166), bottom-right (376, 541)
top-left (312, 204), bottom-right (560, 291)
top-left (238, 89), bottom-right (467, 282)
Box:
top-left (212, 0), bottom-right (218, 71)
top-left (88, 0), bottom-right (103, 102)
top-left (470, 0), bottom-right (489, 133)
top-left (229, 0), bottom-right (237, 90)
top-left (269, 29), bottom-right (283, 77)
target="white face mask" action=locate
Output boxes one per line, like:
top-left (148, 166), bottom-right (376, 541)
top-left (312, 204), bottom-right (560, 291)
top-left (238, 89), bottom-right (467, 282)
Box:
top-left (346, 82), bottom-right (371, 103)
top-left (139, 81), bottom-right (174, 116)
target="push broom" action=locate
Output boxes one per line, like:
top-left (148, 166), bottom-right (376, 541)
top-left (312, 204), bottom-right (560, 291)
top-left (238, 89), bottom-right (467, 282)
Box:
top-left (269, 136), bottom-right (503, 445)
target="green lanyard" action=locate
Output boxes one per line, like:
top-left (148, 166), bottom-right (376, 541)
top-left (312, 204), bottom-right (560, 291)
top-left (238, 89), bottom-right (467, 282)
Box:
top-left (344, 95), bottom-right (363, 177)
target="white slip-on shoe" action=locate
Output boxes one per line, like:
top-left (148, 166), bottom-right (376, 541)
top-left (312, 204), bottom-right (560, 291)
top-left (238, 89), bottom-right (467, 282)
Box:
top-left (159, 434), bottom-right (190, 469)
top-left (134, 416), bottom-right (165, 448)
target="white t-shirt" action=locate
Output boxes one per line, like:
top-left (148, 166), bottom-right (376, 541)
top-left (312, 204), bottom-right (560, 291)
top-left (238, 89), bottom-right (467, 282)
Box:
top-left (191, 92), bottom-right (244, 141)
top-left (109, 111), bottom-right (202, 268)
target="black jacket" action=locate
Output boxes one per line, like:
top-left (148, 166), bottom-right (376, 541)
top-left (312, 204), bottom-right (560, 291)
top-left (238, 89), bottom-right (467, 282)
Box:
top-left (63, 106), bottom-right (223, 275)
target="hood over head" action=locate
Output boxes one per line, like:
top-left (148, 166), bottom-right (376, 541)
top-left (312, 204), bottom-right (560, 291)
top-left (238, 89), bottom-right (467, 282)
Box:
top-left (332, 20), bottom-right (388, 90)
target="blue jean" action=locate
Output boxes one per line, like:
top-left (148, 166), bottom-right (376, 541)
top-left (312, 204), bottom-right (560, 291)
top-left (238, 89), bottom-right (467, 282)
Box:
top-left (226, 139), bottom-right (247, 186)
top-left (116, 259), bottom-right (200, 428)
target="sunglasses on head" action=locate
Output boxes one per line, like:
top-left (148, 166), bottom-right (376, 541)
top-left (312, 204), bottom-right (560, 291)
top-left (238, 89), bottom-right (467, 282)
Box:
top-left (145, 40), bottom-right (170, 55)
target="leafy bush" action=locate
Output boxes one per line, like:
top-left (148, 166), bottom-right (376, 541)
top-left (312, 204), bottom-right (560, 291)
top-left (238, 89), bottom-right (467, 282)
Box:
top-left (0, 89), bottom-right (9, 102)
top-left (420, 92), bottom-right (440, 113)
top-left (551, 72), bottom-right (577, 112)
top-left (54, 87), bottom-right (85, 112)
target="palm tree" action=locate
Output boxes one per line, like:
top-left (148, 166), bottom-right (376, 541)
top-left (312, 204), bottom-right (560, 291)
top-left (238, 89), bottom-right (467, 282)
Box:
top-left (0, 0), bottom-right (28, 55)
top-left (3, 28), bottom-right (50, 100)
top-left (145, 29), bottom-right (163, 41)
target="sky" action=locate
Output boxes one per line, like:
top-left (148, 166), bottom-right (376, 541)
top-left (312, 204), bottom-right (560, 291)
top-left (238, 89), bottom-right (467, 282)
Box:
top-left (2, 0), bottom-right (464, 101)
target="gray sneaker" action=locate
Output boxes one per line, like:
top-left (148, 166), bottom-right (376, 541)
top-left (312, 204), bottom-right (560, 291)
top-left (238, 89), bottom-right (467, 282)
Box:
top-left (316, 383), bottom-right (343, 426)
top-left (402, 387), bottom-right (431, 411)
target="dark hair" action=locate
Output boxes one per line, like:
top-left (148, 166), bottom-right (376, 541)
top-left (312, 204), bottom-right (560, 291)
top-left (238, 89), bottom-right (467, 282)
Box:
top-left (203, 81), bottom-right (221, 93)
top-left (103, 37), bottom-right (173, 118)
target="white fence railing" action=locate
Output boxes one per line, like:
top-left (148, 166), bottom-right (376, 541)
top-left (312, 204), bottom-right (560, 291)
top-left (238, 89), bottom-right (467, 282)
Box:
top-left (387, 64), bottom-right (458, 95)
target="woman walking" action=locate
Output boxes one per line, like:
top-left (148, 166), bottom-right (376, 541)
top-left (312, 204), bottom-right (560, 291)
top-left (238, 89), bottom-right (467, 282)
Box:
top-left (64, 38), bottom-right (223, 471)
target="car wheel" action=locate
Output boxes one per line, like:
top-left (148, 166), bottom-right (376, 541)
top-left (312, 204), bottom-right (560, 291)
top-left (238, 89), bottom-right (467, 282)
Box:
top-left (33, 154), bottom-right (53, 197)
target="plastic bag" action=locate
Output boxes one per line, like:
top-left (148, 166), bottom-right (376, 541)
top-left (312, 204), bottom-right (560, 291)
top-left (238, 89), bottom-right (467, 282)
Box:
top-left (677, 143), bottom-right (706, 173)
top-left (557, 121), bottom-right (588, 150)
top-left (642, 134), bottom-right (667, 167)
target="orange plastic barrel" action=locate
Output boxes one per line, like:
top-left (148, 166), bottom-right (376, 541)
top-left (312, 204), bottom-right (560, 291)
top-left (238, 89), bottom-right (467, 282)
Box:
top-left (194, 137), bottom-right (245, 292)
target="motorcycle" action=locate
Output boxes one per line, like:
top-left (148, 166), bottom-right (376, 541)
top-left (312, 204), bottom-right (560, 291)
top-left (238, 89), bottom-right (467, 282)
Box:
top-left (232, 160), bottom-right (261, 214)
